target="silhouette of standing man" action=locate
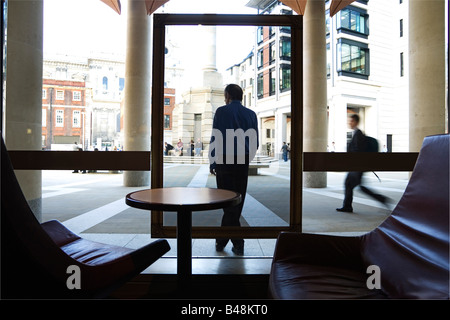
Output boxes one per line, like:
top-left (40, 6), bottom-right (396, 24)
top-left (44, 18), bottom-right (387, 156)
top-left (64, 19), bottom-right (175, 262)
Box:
top-left (209, 84), bottom-right (259, 255)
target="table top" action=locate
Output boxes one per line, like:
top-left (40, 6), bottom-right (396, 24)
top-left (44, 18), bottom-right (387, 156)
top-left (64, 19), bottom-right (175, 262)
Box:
top-left (125, 187), bottom-right (242, 212)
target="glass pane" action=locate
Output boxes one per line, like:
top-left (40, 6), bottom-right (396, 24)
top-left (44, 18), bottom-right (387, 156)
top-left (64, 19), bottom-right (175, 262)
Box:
top-left (341, 43), bottom-right (351, 71)
top-left (360, 16), bottom-right (366, 33)
top-left (340, 9), bottom-right (350, 29)
top-left (163, 24), bottom-right (290, 229)
top-left (351, 45), bottom-right (360, 72)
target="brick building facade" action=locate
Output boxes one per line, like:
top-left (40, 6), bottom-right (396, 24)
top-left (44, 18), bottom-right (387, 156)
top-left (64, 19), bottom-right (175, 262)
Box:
top-left (42, 79), bottom-right (88, 150)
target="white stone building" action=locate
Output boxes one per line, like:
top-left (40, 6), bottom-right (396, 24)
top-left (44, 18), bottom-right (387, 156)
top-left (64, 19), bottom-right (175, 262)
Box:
top-left (225, 0), bottom-right (411, 159)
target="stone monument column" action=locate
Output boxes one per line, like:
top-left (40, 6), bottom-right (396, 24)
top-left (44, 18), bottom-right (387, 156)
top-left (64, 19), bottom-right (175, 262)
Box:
top-left (172, 25), bottom-right (223, 157)
top-left (123, 0), bottom-right (152, 187)
top-left (202, 25), bottom-right (217, 72)
top-left (200, 26), bottom-right (223, 88)
top-left (303, 0), bottom-right (328, 188)
top-left (4, 0), bottom-right (44, 220)
top-left (409, 0), bottom-right (446, 152)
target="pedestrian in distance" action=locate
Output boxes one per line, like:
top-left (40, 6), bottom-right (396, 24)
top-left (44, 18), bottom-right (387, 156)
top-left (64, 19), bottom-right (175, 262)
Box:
top-left (281, 142), bottom-right (289, 162)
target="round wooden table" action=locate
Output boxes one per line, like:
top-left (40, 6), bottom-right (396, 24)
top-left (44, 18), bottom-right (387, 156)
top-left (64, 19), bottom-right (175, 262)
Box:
top-left (125, 187), bottom-right (241, 288)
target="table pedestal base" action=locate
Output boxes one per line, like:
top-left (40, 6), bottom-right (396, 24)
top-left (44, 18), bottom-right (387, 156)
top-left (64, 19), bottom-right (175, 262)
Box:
top-left (177, 209), bottom-right (192, 290)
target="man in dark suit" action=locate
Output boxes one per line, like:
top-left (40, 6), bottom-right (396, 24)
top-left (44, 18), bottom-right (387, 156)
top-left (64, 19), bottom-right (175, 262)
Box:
top-left (337, 114), bottom-right (387, 213)
top-left (209, 84), bottom-right (259, 255)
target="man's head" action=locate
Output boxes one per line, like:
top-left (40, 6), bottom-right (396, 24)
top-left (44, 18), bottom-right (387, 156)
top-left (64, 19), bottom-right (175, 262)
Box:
top-left (348, 114), bottom-right (360, 130)
top-left (224, 84), bottom-right (243, 104)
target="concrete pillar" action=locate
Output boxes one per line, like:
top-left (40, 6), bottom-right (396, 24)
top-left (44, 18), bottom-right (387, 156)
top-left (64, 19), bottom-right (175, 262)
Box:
top-left (4, 0), bottom-right (43, 220)
top-left (409, 0), bottom-right (446, 152)
top-left (123, 0), bottom-right (152, 187)
top-left (303, 0), bottom-right (328, 187)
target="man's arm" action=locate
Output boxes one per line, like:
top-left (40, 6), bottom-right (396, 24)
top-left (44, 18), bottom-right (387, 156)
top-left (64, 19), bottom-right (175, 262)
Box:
top-left (209, 110), bottom-right (219, 175)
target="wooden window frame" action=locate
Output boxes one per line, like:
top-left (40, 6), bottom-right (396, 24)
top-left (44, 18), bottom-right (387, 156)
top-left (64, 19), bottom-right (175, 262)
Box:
top-left (150, 13), bottom-right (303, 239)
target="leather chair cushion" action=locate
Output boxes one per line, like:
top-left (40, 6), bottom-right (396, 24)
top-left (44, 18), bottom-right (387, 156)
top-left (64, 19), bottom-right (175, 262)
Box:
top-left (42, 220), bottom-right (133, 265)
top-left (269, 262), bottom-right (387, 299)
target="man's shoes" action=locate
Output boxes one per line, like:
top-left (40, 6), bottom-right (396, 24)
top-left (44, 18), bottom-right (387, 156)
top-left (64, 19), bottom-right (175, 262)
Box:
top-left (216, 242), bottom-right (244, 255)
top-left (215, 243), bottom-right (225, 252)
top-left (232, 246), bottom-right (244, 256)
top-left (336, 207), bottom-right (353, 213)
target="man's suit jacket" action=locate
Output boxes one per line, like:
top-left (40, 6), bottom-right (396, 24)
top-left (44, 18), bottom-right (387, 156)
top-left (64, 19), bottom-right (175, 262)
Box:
top-left (348, 129), bottom-right (365, 152)
top-left (209, 100), bottom-right (259, 170)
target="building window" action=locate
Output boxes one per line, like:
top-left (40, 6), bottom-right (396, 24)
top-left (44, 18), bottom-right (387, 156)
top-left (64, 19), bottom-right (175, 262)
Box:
top-left (257, 48), bottom-right (264, 70)
top-left (337, 6), bottom-right (369, 38)
top-left (164, 115), bottom-right (171, 129)
top-left (326, 11), bottom-right (331, 37)
top-left (102, 76), bottom-right (108, 91)
top-left (280, 36), bottom-right (291, 61)
top-left (56, 110), bottom-right (64, 127)
top-left (269, 42), bottom-right (276, 65)
top-left (337, 39), bottom-right (369, 79)
top-left (269, 68), bottom-right (276, 96)
top-left (400, 19), bottom-right (403, 37)
top-left (119, 78), bottom-right (125, 91)
top-left (257, 73), bottom-right (264, 99)
top-left (269, 26), bottom-right (275, 39)
top-left (42, 109), bottom-right (46, 127)
top-left (257, 26), bottom-right (264, 44)
top-left (116, 113), bottom-right (121, 133)
top-left (73, 91), bottom-right (81, 101)
top-left (73, 110), bottom-right (81, 128)
top-left (279, 64), bottom-right (291, 92)
top-left (164, 97), bottom-right (171, 106)
top-left (42, 89), bottom-right (47, 99)
top-left (327, 43), bottom-right (331, 78)
top-left (56, 90), bottom-right (64, 100)
top-left (280, 26), bottom-right (291, 34)
top-left (400, 52), bottom-right (404, 77)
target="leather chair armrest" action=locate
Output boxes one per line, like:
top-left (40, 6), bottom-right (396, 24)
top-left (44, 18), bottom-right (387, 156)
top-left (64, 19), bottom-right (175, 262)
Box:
top-left (272, 232), bottom-right (364, 270)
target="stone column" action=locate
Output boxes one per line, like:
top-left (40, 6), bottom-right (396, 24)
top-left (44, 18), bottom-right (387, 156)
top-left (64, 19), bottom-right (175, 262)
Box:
top-left (201, 26), bottom-right (217, 72)
top-left (123, 0), bottom-right (152, 187)
top-left (409, 0), bottom-right (446, 152)
top-left (200, 26), bottom-right (223, 87)
top-left (4, 0), bottom-right (43, 220)
top-left (303, 0), bottom-right (328, 187)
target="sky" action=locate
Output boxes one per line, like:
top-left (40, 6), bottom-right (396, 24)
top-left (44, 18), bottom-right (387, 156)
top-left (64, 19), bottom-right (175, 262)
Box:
top-left (43, 0), bottom-right (257, 72)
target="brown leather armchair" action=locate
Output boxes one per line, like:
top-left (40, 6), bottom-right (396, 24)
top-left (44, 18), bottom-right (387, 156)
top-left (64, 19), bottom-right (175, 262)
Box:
top-left (1, 137), bottom-right (170, 299)
top-left (269, 134), bottom-right (449, 299)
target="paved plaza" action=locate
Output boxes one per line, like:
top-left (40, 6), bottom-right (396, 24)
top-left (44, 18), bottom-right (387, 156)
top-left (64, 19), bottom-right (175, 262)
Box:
top-left (41, 160), bottom-right (408, 266)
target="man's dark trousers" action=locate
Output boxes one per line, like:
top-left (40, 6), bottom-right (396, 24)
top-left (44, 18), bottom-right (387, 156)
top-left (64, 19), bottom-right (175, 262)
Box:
top-left (343, 171), bottom-right (386, 210)
top-left (215, 160), bottom-right (249, 249)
